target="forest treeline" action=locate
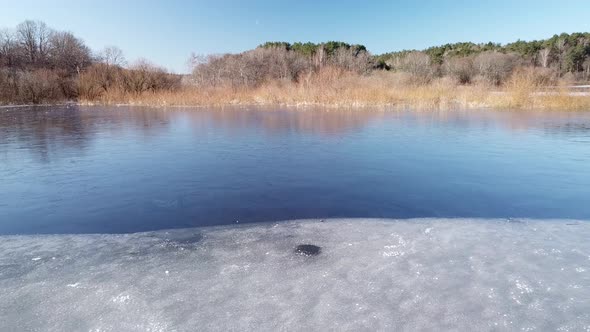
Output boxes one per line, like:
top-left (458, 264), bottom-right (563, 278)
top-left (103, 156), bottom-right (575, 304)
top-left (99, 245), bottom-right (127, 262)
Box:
top-left (191, 34), bottom-right (590, 88)
top-left (1, 19), bottom-right (590, 105)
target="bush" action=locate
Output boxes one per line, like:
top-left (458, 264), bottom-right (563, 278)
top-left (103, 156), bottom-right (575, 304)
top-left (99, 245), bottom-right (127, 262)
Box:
top-left (78, 63), bottom-right (122, 99)
top-left (17, 69), bottom-right (62, 103)
top-left (0, 69), bottom-right (17, 103)
top-left (443, 57), bottom-right (475, 84)
top-left (78, 60), bottom-right (180, 101)
top-left (508, 67), bottom-right (557, 88)
top-left (392, 52), bottom-right (435, 84)
top-left (121, 60), bottom-right (180, 94)
top-left (329, 47), bottom-right (373, 74)
top-left (474, 52), bottom-right (518, 85)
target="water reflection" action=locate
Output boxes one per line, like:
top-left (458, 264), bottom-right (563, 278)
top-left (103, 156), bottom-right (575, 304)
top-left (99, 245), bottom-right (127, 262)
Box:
top-left (1, 105), bottom-right (589, 234)
top-left (0, 106), bottom-right (173, 162)
top-left (2, 106), bottom-right (589, 163)
top-left (1, 106), bottom-right (90, 163)
top-left (198, 107), bottom-right (387, 136)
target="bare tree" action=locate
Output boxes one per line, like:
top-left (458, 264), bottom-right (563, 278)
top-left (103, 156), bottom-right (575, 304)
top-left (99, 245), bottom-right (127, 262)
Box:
top-left (583, 57), bottom-right (590, 81)
top-left (474, 52), bottom-right (518, 85)
top-left (188, 52), bottom-right (208, 70)
top-left (443, 57), bottom-right (475, 84)
top-left (121, 59), bottom-right (179, 93)
top-left (394, 51), bottom-right (434, 84)
top-left (17, 69), bottom-right (61, 103)
top-left (0, 29), bottom-right (23, 68)
top-left (313, 45), bottom-right (326, 69)
top-left (191, 48), bottom-right (312, 88)
top-left (330, 47), bottom-right (372, 74)
top-left (555, 38), bottom-right (567, 74)
top-left (538, 47), bottom-right (551, 68)
top-left (79, 46), bottom-right (127, 95)
top-left (48, 31), bottom-right (91, 74)
top-left (16, 20), bottom-right (52, 66)
top-left (99, 46), bottom-right (126, 68)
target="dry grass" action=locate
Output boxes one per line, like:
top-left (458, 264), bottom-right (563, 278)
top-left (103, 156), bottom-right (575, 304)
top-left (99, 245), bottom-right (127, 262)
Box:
top-left (80, 68), bottom-right (590, 111)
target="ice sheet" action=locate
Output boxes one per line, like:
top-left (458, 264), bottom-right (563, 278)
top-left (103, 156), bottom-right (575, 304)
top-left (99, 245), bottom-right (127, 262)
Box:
top-left (1, 218), bottom-right (589, 331)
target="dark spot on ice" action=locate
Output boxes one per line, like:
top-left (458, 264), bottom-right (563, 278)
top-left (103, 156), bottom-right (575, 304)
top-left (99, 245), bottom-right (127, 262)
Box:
top-left (295, 244), bottom-right (321, 256)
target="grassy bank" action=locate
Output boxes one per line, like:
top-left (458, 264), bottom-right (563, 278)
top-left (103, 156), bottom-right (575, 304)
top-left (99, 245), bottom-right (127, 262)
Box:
top-left (80, 70), bottom-right (590, 110)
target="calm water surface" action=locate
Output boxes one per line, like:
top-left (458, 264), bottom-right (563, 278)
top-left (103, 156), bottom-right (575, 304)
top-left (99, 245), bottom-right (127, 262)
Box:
top-left (1, 106), bottom-right (589, 234)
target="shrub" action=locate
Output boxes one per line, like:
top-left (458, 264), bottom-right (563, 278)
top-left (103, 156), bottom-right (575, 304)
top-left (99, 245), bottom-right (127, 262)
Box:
top-left (17, 69), bottom-right (62, 103)
top-left (443, 57), bottom-right (475, 84)
top-left (78, 63), bottom-right (122, 99)
top-left (474, 52), bottom-right (518, 85)
top-left (121, 60), bottom-right (180, 94)
top-left (509, 67), bottom-right (557, 87)
top-left (393, 52), bottom-right (435, 85)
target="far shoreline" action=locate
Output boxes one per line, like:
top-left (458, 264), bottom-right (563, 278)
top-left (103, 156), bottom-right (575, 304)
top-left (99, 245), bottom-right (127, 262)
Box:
top-left (3, 89), bottom-right (589, 111)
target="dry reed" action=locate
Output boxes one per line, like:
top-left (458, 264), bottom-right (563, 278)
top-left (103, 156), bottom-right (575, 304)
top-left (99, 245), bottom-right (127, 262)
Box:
top-left (80, 69), bottom-right (590, 111)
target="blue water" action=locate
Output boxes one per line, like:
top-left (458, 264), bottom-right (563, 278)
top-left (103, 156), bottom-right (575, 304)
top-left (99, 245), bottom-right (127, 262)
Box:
top-left (1, 106), bottom-right (589, 234)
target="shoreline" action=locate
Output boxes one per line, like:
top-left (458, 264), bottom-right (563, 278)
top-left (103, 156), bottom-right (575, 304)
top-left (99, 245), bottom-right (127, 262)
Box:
top-left (3, 87), bottom-right (590, 111)
top-left (3, 100), bottom-right (589, 111)
top-left (2, 217), bottom-right (587, 236)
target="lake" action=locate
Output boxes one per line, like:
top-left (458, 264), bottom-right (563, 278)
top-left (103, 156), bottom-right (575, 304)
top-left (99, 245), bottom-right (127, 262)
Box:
top-left (1, 106), bottom-right (589, 234)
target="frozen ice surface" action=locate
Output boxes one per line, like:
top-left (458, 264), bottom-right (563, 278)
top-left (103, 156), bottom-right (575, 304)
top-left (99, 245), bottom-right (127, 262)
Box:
top-left (1, 218), bottom-right (589, 331)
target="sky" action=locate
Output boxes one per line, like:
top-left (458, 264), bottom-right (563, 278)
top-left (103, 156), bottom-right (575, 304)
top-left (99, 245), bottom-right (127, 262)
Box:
top-left (1, 0), bottom-right (589, 73)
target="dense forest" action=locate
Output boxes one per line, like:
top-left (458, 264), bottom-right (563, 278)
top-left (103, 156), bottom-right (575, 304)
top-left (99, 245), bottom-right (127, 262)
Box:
top-left (1, 19), bottom-right (590, 105)
top-left (375, 32), bottom-right (590, 81)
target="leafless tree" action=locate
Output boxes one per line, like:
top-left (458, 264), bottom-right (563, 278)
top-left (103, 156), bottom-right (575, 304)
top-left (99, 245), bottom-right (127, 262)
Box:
top-left (78, 46), bottom-right (127, 96)
top-left (116, 59), bottom-right (179, 94)
top-left (17, 69), bottom-right (61, 103)
top-left (538, 48), bottom-right (551, 68)
top-left (254, 47), bottom-right (309, 81)
top-left (313, 45), bottom-right (326, 69)
top-left (99, 46), bottom-right (126, 67)
top-left (474, 52), bottom-right (518, 85)
top-left (190, 54), bottom-right (219, 86)
top-left (555, 38), bottom-right (567, 74)
top-left (48, 31), bottom-right (91, 74)
top-left (16, 20), bottom-right (52, 66)
top-left (188, 52), bottom-right (208, 70)
top-left (0, 29), bottom-right (23, 68)
top-left (330, 47), bottom-right (372, 74)
top-left (191, 47), bottom-right (312, 88)
top-left (78, 58), bottom-right (179, 99)
top-left (583, 57), bottom-right (590, 81)
top-left (394, 51), bottom-right (434, 84)
top-left (443, 57), bottom-right (475, 84)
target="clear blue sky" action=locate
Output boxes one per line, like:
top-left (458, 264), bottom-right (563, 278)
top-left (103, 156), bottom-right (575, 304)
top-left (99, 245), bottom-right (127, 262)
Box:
top-left (1, 0), bottom-right (589, 73)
